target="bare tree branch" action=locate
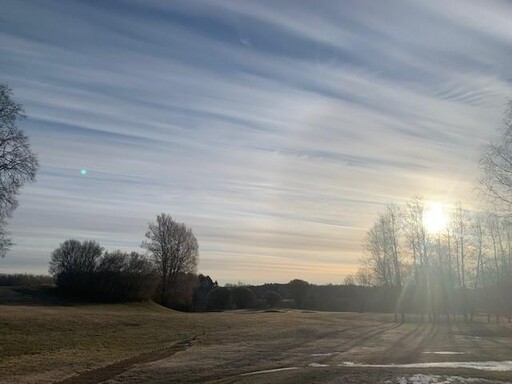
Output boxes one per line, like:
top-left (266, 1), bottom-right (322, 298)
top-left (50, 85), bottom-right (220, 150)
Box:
top-left (0, 83), bottom-right (39, 256)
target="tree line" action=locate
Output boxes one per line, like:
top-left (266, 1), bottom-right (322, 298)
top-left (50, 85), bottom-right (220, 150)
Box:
top-left (47, 213), bottom-right (213, 308)
top-left (354, 101), bottom-right (512, 322)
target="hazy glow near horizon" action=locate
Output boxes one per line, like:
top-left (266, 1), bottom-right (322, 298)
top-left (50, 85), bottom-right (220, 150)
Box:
top-left (423, 202), bottom-right (449, 234)
top-left (1, 0), bottom-right (511, 284)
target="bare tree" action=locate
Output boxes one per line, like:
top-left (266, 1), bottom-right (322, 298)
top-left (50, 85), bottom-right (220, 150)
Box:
top-left (363, 221), bottom-right (390, 286)
top-left (404, 197), bottom-right (432, 289)
top-left (142, 213), bottom-right (199, 302)
top-left (480, 100), bottom-right (512, 211)
top-left (49, 239), bottom-right (103, 276)
top-left (452, 204), bottom-right (469, 291)
top-left (356, 266), bottom-right (375, 287)
top-left (343, 274), bottom-right (356, 286)
top-left (385, 204), bottom-right (403, 287)
top-left (363, 205), bottom-right (404, 287)
top-left (0, 83), bottom-right (39, 256)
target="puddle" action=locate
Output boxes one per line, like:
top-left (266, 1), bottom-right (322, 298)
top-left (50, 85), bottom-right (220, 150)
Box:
top-left (423, 352), bottom-right (466, 355)
top-left (310, 352), bottom-right (339, 357)
top-left (391, 374), bottom-right (497, 384)
top-left (309, 363), bottom-right (330, 367)
top-left (241, 367), bottom-right (299, 376)
top-left (340, 361), bottom-right (512, 372)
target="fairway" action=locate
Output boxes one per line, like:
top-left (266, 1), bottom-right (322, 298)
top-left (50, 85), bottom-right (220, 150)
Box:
top-left (2, 300), bottom-right (512, 384)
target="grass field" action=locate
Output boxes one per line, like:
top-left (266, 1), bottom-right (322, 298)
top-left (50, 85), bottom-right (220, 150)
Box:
top-left (2, 287), bottom-right (512, 384)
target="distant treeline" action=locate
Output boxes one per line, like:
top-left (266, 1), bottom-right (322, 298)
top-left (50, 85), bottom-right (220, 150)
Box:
top-left (0, 273), bottom-right (53, 286)
top-left (3, 270), bottom-right (510, 322)
top-left (251, 283), bottom-right (512, 322)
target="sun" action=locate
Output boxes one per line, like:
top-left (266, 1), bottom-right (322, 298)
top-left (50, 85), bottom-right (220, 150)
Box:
top-left (423, 202), bottom-right (448, 234)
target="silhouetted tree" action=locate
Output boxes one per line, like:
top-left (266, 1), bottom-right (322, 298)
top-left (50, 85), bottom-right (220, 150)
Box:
top-left (264, 291), bottom-right (282, 308)
top-left (96, 251), bottom-right (157, 302)
top-left (206, 286), bottom-right (231, 310)
top-left (142, 213), bottom-right (199, 303)
top-left (49, 239), bottom-right (103, 296)
top-left (193, 274), bottom-right (217, 310)
top-left (232, 286), bottom-right (257, 309)
top-left (49, 239), bottom-right (103, 276)
top-left (0, 83), bottom-right (39, 256)
top-left (288, 279), bottom-right (309, 308)
top-left (167, 272), bottom-right (198, 310)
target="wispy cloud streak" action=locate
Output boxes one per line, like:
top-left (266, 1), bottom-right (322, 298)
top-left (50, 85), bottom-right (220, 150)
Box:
top-left (1, 0), bottom-right (511, 283)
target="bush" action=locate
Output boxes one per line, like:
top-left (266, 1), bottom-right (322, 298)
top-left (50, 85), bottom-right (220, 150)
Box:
top-left (206, 287), bottom-right (231, 310)
top-left (49, 240), bottom-right (157, 302)
top-left (165, 273), bottom-right (198, 311)
top-left (94, 251), bottom-right (157, 302)
top-left (232, 286), bottom-right (257, 309)
top-left (264, 291), bottom-right (282, 308)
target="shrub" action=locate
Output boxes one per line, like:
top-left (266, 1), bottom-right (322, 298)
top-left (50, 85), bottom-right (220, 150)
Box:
top-left (206, 286), bottom-right (231, 310)
top-left (232, 286), bottom-right (257, 309)
top-left (94, 251), bottom-right (157, 302)
top-left (264, 291), bottom-right (282, 308)
top-left (165, 272), bottom-right (198, 311)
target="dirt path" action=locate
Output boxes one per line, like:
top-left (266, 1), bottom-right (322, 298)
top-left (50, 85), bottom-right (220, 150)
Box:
top-left (53, 335), bottom-right (199, 384)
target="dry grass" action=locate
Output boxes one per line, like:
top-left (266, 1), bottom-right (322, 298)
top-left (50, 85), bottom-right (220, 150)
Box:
top-left (2, 287), bottom-right (512, 384)
top-left (1, 301), bottom-right (196, 382)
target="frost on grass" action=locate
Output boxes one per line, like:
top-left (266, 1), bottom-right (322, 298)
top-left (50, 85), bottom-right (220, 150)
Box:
top-left (240, 367), bottom-right (299, 376)
top-left (389, 374), bottom-right (498, 384)
top-left (340, 361), bottom-right (512, 372)
top-left (309, 363), bottom-right (329, 367)
top-left (423, 352), bottom-right (466, 355)
top-left (310, 352), bottom-right (340, 357)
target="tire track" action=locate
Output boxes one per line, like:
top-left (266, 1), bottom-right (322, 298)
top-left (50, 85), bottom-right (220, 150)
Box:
top-left (53, 335), bottom-right (199, 384)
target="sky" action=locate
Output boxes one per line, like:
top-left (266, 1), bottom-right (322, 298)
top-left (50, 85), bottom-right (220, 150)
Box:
top-left (1, 0), bottom-right (512, 284)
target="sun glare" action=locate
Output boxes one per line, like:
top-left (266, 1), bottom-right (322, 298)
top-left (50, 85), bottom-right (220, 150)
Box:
top-left (423, 202), bottom-right (448, 234)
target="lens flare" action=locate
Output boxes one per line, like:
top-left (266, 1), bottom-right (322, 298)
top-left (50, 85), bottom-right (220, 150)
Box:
top-left (80, 168), bottom-right (88, 176)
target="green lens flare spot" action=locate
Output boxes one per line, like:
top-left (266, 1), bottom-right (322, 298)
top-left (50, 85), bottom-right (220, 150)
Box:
top-left (80, 168), bottom-right (88, 176)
